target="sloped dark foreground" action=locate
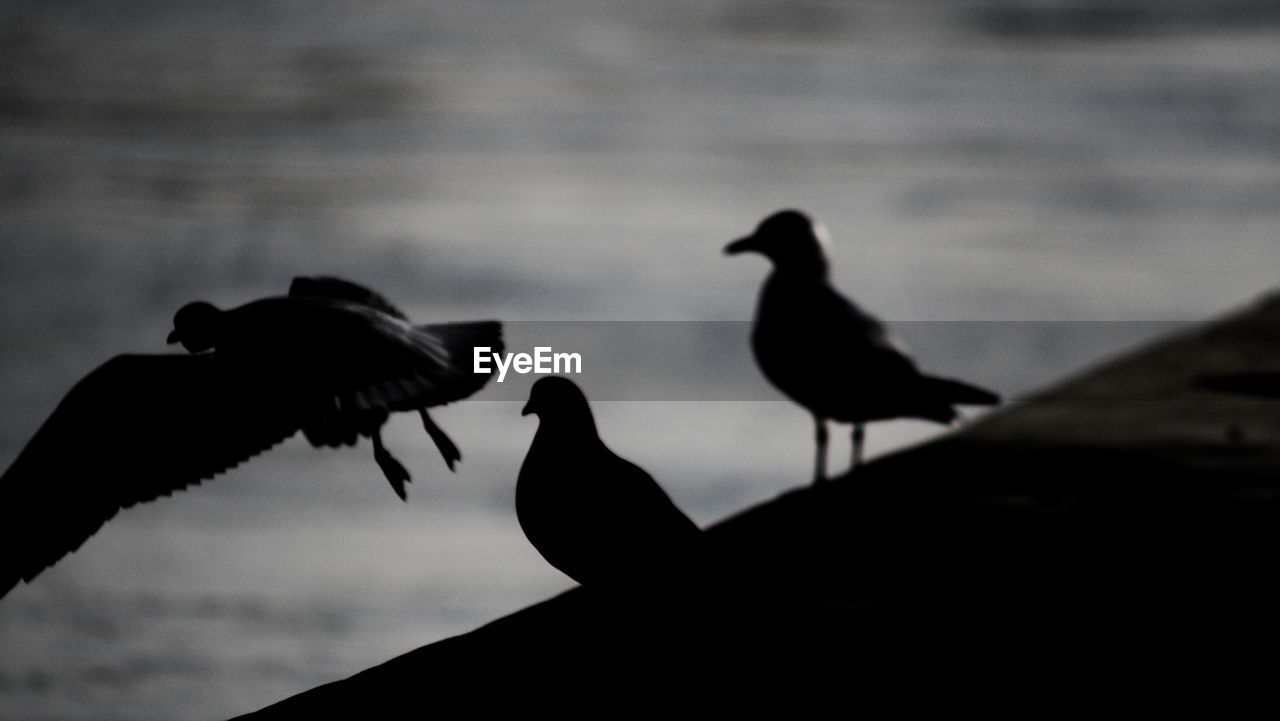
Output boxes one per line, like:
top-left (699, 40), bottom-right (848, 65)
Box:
top-left (235, 293), bottom-right (1280, 716)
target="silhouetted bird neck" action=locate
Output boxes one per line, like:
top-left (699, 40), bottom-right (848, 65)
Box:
top-left (768, 254), bottom-right (830, 283)
top-left (530, 413), bottom-right (599, 448)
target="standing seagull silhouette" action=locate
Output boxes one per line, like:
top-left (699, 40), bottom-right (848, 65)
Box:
top-left (517, 377), bottom-right (701, 587)
top-left (0, 276), bottom-right (501, 598)
top-left (725, 210), bottom-right (999, 482)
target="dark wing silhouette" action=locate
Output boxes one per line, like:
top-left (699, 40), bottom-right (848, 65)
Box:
top-left (805, 284), bottom-right (996, 421)
top-left (600, 451), bottom-right (701, 557)
top-left (289, 275), bottom-right (409, 320)
top-left (754, 279), bottom-right (928, 421)
top-left (819, 285), bottom-right (922, 379)
top-left (286, 276), bottom-right (502, 411)
top-left (0, 353), bottom-right (319, 597)
top-left (283, 276), bottom-right (501, 494)
top-left (395, 321), bottom-right (503, 405)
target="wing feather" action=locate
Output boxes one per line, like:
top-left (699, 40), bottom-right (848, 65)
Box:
top-left (288, 276), bottom-right (408, 320)
top-left (0, 353), bottom-right (311, 597)
top-left (286, 275), bottom-right (503, 411)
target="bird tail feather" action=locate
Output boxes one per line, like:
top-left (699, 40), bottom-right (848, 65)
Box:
top-left (924, 376), bottom-right (1000, 406)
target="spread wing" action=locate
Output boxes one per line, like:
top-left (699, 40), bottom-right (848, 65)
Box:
top-left (288, 276), bottom-right (408, 320)
top-left (319, 317), bottom-right (502, 420)
top-left (388, 320), bottom-right (504, 407)
top-left (0, 353), bottom-right (316, 598)
top-left (286, 276), bottom-right (503, 414)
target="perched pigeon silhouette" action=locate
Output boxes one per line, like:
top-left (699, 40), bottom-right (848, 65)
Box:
top-left (517, 377), bottom-right (701, 586)
top-left (726, 210), bottom-right (999, 482)
top-left (0, 276), bottom-right (501, 598)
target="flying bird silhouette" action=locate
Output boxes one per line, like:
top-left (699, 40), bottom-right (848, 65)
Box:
top-left (0, 276), bottom-right (501, 598)
top-left (517, 377), bottom-right (702, 587)
top-left (726, 210), bottom-right (999, 482)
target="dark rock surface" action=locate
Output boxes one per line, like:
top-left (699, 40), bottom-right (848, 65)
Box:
top-left (234, 292), bottom-right (1280, 716)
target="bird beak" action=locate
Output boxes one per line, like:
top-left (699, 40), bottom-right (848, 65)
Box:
top-left (166, 329), bottom-right (181, 344)
top-left (521, 401), bottom-right (533, 416)
top-left (724, 235), bottom-right (758, 255)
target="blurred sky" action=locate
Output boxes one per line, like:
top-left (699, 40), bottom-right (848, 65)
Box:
top-left (1, 1), bottom-right (1278, 719)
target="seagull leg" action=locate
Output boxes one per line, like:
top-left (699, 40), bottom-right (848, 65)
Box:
top-left (813, 415), bottom-right (828, 484)
top-left (372, 428), bottom-right (411, 501)
top-left (419, 409), bottom-right (461, 471)
top-left (851, 423), bottom-right (865, 471)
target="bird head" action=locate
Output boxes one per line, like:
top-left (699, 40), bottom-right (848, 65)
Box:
top-left (168, 301), bottom-right (224, 352)
top-left (522, 376), bottom-right (598, 432)
top-left (724, 209), bottom-right (831, 276)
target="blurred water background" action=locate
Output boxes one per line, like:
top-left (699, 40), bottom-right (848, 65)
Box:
top-left (1, 1), bottom-right (1278, 718)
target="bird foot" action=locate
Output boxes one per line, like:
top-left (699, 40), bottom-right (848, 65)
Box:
top-left (375, 448), bottom-right (412, 501)
top-left (430, 432), bottom-right (461, 471)
top-left (420, 410), bottom-right (462, 471)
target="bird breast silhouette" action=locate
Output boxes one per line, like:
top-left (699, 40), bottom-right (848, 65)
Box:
top-left (0, 276), bottom-right (502, 598)
top-left (727, 210), bottom-right (1000, 482)
top-left (516, 376), bottom-right (701, 587)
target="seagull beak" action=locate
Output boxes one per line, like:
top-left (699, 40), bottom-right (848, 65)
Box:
top-left (521, 401), bottom-right (533, 416)
top-left (724, 235), bottom-right (758, 255)
top-left (166, 329), bottom-right (181, 344)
